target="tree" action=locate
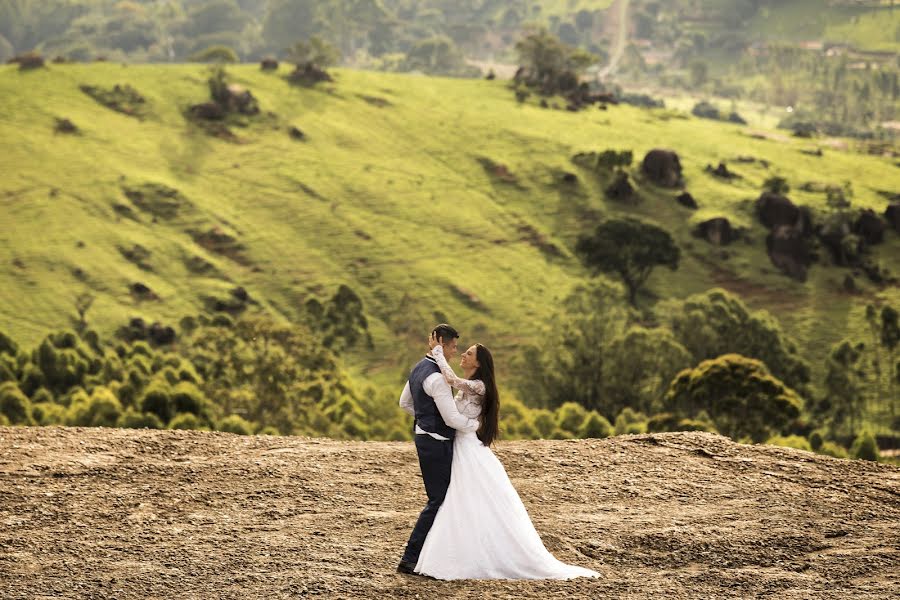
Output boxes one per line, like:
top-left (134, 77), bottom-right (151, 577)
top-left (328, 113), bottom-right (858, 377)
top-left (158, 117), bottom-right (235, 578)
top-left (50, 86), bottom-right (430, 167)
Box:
top-left (404, 36), bottom-right (467, 75)
top-left (190, 45), bottom-right (239, 63)
top-left (286, 35), bottom-right (340, 67)
top-left (601, 326), bottom-right (693, 416)
top-left (689, 59), bottom-right (709, 87)
top-left (667, 288), bottom-right (811, 394)
top-left (762, 176), bottom-right (790, 195)
top-left (850, 430), bottom-right (880, 461)
top-left (664, 354), bottom-right (804, 443)
top-left (262, 0), bottom-right (320, 52)
top-left (514, 279), bottom-right (630, 411)
top-left (514, 27), bottom-right (596, 95)
top-left (74, 293), bottom-right (94, 333)
top-left (576, 218), bottom-right (680, 306)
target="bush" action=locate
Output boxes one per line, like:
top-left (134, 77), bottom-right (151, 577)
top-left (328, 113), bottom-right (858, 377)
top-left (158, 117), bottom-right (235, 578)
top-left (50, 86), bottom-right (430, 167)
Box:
top-left (31, 387), bottom-right (54, 404)
top-left (550, 428), bottom-right (574, 440)
top-left (614, 407), bottom-right (647, 435)
top-left (218, 414), bottom-right (252, 435)
top-left (0, 413), bottom-right (8, 426)
top-left (850, 431), bottom-right (880, 461)
top-left (579, 411), bottom-right (612, 438)
top-left (171, 382), bottom-right (207, 416)
top-left (190, 45), bottom-right (238, 63)
top-left (766, 435), bottom-right (812, 452)
top-left (257, 426), bottom-right (280, 436)
top-left (692, 101), bottom-right (720, 120)
top-left (168, 413), bottom-right (207, 430)
top-left (532, 409), bottom-right (556, 438)
top-left (31, 402), bottom-right (66, 426)
top-left (0, 382), bottom-right (33, 425)
top-left (117, 409), bottom-right (164, 429)
top-left (69, 387), bottom-right (122, 427)
top-left (342, 414), bottom-right (370, 439)
top-left (513, 418), bottom-right (539, 440)
top-left (817, 441), bottom-right (848, 458)
top-left (808, 431), bottom-right (824, 451)
top-left (556, 402), bottom-right (588, 434)
top-left (139, 382), bottom-right (173, 423)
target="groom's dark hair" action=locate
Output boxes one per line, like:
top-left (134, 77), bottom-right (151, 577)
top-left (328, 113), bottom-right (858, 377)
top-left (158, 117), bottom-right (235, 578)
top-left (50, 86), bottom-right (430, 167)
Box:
top-left (432, 323), bottom-right (459, 344)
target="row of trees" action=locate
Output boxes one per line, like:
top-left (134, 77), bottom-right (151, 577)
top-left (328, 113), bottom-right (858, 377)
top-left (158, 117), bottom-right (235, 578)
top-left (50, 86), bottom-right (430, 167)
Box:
top-left (0, 0), bottom-right (601, 70)
top-left (0, 284), bottom-right (891, 462)
top-left (514, 278), bottom-right (894, 460)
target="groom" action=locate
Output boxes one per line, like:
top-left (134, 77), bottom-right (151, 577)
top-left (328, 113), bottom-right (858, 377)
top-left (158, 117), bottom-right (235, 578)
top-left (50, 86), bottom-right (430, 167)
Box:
top-left (396, 323), bottom-right (480, 575)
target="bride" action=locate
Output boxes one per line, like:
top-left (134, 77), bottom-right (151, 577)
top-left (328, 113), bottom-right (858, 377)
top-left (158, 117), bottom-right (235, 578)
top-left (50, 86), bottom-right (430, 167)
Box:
top-left (413, 334), bottom-right (599, 580)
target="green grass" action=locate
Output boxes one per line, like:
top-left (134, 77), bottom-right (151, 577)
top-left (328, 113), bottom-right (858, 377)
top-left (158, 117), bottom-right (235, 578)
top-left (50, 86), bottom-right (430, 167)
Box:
top-left (1, 63), bottom-right (899, 409)
top-left (747, 1), bottom-right (900, 52)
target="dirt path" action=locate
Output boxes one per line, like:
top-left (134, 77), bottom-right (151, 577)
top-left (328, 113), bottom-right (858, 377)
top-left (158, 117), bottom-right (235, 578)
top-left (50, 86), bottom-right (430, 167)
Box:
top-left (1, 427), bottom-right (898, 599)
top-left (599, 0), bottom-right (630, 79)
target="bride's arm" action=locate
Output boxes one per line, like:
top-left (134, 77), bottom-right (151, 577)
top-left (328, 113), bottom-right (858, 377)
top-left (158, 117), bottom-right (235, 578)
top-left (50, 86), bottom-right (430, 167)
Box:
top-left (430, 344), bottom-right (486, 397)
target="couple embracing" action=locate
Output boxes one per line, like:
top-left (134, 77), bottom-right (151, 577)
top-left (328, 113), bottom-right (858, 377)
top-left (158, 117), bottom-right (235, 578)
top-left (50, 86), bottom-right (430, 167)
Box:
top-left (396, 323), bottom-right (599, 581)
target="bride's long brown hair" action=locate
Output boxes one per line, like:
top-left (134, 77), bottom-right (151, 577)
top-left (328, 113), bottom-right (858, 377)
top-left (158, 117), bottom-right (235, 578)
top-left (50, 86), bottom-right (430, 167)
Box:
top-left (473, 344), bottom-right (500, 447)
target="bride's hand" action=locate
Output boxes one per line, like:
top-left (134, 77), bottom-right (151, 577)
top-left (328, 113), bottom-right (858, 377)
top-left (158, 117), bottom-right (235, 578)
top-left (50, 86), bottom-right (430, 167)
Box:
top-left (428, 332), bottom-right (439, 350)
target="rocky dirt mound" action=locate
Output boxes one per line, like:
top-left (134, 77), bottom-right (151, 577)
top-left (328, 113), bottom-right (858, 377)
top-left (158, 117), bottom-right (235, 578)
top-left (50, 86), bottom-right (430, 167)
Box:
top-left (1, 427), bottom-right (897, 599)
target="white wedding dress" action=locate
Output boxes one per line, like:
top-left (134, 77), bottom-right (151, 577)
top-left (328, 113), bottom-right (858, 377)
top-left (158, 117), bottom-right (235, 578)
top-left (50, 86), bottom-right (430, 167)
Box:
top-left (414, 347), bottom-right (600, 581)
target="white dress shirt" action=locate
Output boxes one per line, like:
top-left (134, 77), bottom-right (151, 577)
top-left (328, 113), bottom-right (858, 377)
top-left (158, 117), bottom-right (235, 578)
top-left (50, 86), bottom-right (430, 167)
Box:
top-left (399, 357), bottom-right (479, 439)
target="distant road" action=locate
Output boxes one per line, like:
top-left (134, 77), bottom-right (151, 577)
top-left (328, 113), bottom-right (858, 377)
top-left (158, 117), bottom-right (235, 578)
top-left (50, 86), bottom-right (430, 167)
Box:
top-left (598, 0), bottom-right (630, 79)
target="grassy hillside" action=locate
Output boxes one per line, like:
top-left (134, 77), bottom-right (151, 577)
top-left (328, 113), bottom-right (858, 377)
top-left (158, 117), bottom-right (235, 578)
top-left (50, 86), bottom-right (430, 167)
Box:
top-left (1, 63), bottom-right (899, 393)
top-left (749, 1), bottom-right (900, 52)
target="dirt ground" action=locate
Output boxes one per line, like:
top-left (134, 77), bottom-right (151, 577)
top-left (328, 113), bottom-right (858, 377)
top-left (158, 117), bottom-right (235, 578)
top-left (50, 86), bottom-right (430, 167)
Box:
top-left (1, 427), bottom-right (898, 599)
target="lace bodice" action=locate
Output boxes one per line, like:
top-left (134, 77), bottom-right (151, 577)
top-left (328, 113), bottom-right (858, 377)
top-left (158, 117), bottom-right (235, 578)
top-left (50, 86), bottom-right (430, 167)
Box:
top-left (430, 346), bottom-right (484, 420)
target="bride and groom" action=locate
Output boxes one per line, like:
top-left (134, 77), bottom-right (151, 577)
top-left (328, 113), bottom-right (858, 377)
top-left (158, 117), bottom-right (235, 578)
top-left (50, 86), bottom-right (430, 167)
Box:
top-left (396, 323), bottom-right (599, 581)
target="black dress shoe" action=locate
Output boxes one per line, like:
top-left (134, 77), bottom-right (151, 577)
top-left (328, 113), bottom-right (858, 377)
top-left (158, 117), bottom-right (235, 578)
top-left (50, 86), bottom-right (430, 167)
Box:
top-left (396, 561), bottom-right (419, 575)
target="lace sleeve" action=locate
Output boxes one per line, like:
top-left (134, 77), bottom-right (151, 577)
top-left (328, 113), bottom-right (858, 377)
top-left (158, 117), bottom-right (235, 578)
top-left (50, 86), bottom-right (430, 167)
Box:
top-left (430, 345), bottom-right (486, 397)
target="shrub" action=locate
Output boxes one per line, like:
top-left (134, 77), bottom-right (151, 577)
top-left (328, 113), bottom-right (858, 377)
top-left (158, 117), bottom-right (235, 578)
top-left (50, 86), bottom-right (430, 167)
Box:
top-left (139, 382), bottom-right (173, 423)
top-left (850, 431), bottom-right (880, 461)
top-left (532, 409), bottom-right (556, 438)
top-left (68, 386), bottom-right (122, 427)
top-left (257, 426), bottom-right (280, 436)
top-left (556, 402), bottom-right (588, 434)
top-left (817, 441), bottom-right (848, 459)
top-left (190, 45), bottom-right (238, 63)
top-left (218, 414), bottom-right (253, 435)
top-left (692, 101), bottom-right (720, 120)
top-left (0, 382), bottom-right (33, 425)
top-left (579, 411), bottom-right (612, 438)
top-left (0, 413), bottom-right (8, 426)
top-left (117, 409), bottom-right (164, 429)
top-left (31, 387), bottom-right (54, 404)
top-left (766, 435), bottom-right (812, 452)
top-left (171, 382), bottom-right (207, 416)
top-left (808, 431), bottom-right (824, 451)
top-left (31, 402), bottom-right (66, 426)
top-left (168, 413), bottom-right (206, 430)
top-left (614, 407), bottom-right (647, 435)
top-left (513, 418), bottom-right (539, 440)
top-left (342, 414), bottom-right (370, 439)
top-left (550, 428), bottom-right (573, 440)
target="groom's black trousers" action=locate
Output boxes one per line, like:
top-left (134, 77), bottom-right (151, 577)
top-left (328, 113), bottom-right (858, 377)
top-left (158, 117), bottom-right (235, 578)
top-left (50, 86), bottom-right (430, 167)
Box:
top-left (401, 434), bottom-right (453, 564)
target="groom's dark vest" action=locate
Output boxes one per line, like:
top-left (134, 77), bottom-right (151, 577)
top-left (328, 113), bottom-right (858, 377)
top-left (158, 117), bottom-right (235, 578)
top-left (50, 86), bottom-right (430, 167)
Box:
top-left (409, 357), bottom-right (455, 440)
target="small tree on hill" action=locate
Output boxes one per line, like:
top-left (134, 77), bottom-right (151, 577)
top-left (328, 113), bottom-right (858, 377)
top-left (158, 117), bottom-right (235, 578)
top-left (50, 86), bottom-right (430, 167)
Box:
top-left (514, 27), bottom-right (596, 95)
top-left (190, 44), bottom-right (238, 64)
top-left (287, 35), bottom-right (340, 68)
top-left (575, 218), bottom-right (680, 306)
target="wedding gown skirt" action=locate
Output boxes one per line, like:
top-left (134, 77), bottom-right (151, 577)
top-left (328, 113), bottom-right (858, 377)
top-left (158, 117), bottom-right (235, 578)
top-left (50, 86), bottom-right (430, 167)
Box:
top-left (414, 431), bottom-right (600, 580)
